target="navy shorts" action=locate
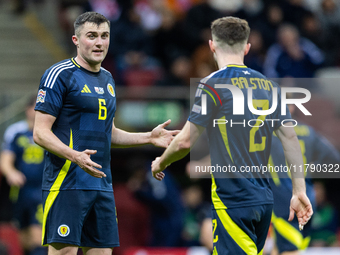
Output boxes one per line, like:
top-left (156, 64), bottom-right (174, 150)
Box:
top-left (13, 187), bottom-right (43, 229)
top-left (271, 184), bottom-right (314, 253)
top-left (212, 204), bottom-right (273, 255)
top-left (42, 190), bottom-right (119, 248)
top-left (272, 212), bottom-right (312, 253)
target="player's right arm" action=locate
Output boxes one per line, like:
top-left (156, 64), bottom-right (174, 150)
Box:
top-left (151, 121), bottom-right (205, 180)
top-left (275, 123), bottom-right (313, 228)
top-left (33, 111), bottom-right (106, 178)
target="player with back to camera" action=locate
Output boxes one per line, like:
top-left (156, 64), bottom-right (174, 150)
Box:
top-left (196, 104), bottom-right (340, 254)
top-left (33, 11), bottom-right (178, 255)
top-left (151, 16), bottom-right (313, 255)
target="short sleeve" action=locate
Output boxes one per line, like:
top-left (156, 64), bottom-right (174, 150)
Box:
top-left (188, 80), bottom-right (219, 128)
top-left (34, 69), bottom-right (67, 117)
top-left (1, 121), bottom-right (28, 151)
top-left (8, 134), bottom-right (20, 154)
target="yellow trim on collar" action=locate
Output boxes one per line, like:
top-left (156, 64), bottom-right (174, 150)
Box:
top-left (227, 64), bottom-right (247, 68)
top-left (71, 58), bottom-right (81, 68)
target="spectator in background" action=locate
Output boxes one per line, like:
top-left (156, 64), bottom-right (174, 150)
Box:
top-left (156, 56), bottom-right (192, 86)
top-left (310, 181), bottom-right (340, 247)
top-left (256, 4), bottom-right (285, 50)
top-left (244, 30), bottom-right (266, 73)
top-left (133, 0), bottom-right (164, 33)
top-left (181, 185), bottom-right (210, 247)
top-left (316, 0), bottom-right (340, 65)
top-left (183, 0), bottom-right (223, 54)
top-left (300, 12), bottom-right (325, 50)
top-left (152, 9), bottom-right (190, 69)
top-left (0, 96), bottom-right (46, 255)
top-left (165, 0), bottom-right (201, 20)
top-left (129, 163), bottom-right (184, 247)
top-left (281, 0), bottom-right (311, 30)
top-left (264, 24), bottom-right (324, 78)
top-left (207, 0), bottom-right (242, 14)
top-left (191, 45), bottom-right (217, 78)
top-left (12, 0), bottom-right (45, 14)
top-left (58, 0), bottom-right (89, 53)
top-left (235, 0), bottom-right (264, 25)
top-left (87, 0), bottom-right (122, 22)
top-left (108, 7), bottom-right (161, 85)
top-left (317, 0), bottom-right (340, 35)
top-left (112, 157), bottom-right (150, 255)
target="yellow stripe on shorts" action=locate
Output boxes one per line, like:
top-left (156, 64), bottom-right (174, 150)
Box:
top-left (41, 129), bottom-right (73, 245)
top-left (271, 212), bottom-right (310, 250)
top-left (216, 209), bottom-right (257, 255)
top-left (212, 183), bottom-right (257, 254)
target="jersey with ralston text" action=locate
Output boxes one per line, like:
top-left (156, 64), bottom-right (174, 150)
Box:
top-left (189, 64), bottom-right (291, 209)
top-left (35, 58), bottom-right (116, 191)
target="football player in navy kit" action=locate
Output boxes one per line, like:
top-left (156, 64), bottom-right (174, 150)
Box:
top-left (151, 17), bottom-right (313, 255)
top-left (33, 12), bottom-right (177, 255)
top-left (1, 97), bottom-right (46, 255)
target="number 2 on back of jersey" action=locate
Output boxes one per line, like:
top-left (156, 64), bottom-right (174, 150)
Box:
top-left (98, 99), bottom-right (107, 120)
top-left (249, 99), bottom-right (269, 152)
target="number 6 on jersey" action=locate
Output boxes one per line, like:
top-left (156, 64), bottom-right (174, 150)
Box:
top-left (98, 99), bottom-right (107, 120)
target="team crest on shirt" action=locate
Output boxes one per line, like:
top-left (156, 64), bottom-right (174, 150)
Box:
top-left (57, 224), bottom-right (70, 237)
top-left (95, 87), bottom-right (104, 94)
top-left (107, 83), bottom-right (115, 97)
top-left (36, 89), bottom-right (46, 103)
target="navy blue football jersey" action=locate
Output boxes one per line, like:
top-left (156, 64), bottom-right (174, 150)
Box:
top-left (8, 130), bottom-right (44, 189)
top-left (35, 58), bottom-right (116, 191)
top-left (269, 124), bottom-right (340, 205)
top-left (189, 64), bottom-right (291, 209)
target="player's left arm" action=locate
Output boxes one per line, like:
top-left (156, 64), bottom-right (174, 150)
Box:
top-left (111, 118), bottom-right (180, 148)
top-left (151, 121), bottom-right (205, 180)
top-left (275, 123), bottom-right (313, 228)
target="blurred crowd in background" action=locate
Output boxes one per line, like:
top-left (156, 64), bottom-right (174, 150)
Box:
top-left (14, 0), bottom-right (340, 86)
top-left (1, 0), bottom-right (340, 255)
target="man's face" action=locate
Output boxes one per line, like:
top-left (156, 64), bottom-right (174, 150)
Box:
top-left (74, 22), bottom-right (110, 66)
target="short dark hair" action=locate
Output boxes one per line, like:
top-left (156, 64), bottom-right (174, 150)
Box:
top-left (74, 12), bottom-right (110, 36)
top-left (211, 17), bottom-right (250, 52)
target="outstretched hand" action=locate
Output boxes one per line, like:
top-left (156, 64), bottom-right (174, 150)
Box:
top-left (289, 192), bottom-right (313, 230)
top-left (74, 149), bottom-right (106, 178)
top-left (150, 119), bottom-right (180, 148)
